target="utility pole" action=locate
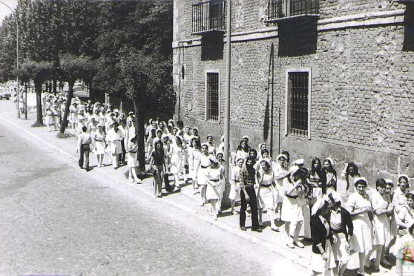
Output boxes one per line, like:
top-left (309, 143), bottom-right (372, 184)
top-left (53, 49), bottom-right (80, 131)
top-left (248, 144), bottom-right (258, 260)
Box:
top-left (223, 0), bottom-right (231, 206)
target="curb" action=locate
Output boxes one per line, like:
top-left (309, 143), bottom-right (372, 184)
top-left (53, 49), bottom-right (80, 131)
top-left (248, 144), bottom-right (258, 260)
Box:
top-left (0, 113), bottom-right (311, 272)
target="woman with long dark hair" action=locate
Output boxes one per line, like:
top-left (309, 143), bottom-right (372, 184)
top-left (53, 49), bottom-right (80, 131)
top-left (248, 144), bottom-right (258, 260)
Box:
top-left (323, 158), bottom-right (337, 191)
top-left (308, 157), bottom-right (327, 197)
top-left (150, 140), bottom-right (165, 198)
top-left (235, 139), bottom-right (249, 164)
top-left (339, 162), bottom-right (360, 199)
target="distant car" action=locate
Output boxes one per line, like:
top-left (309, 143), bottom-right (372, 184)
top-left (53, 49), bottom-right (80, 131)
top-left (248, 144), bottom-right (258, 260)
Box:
top-left (0, 90), bottom-right (11, 100)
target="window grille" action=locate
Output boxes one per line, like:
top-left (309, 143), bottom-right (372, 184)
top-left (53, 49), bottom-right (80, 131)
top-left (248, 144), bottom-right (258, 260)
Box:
top-left (288, 72), bottom-right (308, 137)
top-left (206, 72), bottom-right (219, 121)
top-left (192, 0), bottom-right (226, 34)
top-left (268, 0), bottom-right (319, 20)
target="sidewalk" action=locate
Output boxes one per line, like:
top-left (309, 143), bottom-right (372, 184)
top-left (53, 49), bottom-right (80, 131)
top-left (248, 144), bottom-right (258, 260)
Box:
top-left (0, 101), bottom-right (395, 276)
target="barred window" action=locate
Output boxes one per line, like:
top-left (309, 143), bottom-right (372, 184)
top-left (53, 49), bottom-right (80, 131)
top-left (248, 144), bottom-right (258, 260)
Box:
top-left (206, 72), bottom-right (219, 121)
top-left (286, 71), bottom-right (310, 137)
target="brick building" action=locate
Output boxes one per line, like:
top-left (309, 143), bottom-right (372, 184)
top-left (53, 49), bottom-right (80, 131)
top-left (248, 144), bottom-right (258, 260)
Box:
top-left (172, 0), bottom-right (414, 184)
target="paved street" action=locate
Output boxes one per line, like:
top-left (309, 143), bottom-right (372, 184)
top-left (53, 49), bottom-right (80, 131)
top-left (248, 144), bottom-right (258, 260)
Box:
top-left (0, 101), bottom-right (310, 275)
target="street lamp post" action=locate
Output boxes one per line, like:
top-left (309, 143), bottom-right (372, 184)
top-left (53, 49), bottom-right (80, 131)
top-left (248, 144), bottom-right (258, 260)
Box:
top-left (0, 1), bottom-right (19, 119)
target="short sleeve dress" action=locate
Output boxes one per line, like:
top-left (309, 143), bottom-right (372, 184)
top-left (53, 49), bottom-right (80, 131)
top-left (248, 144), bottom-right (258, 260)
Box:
top-left (229, 166), bottom-right (241, 201)
top-left (371, 191), bottom-right (391, 246)
top-left (205, 167), bottom-right (223, 201)
top-left (257, 170), bottom-right (276, 211)
top-left (281, 178), bottom-right (304, 223)
top-left (170, 144), bottom-right (184, 174)
top-left (347, 192), bottom-right (373, 253)
top-left (93, 130), bottom-right (106, 155)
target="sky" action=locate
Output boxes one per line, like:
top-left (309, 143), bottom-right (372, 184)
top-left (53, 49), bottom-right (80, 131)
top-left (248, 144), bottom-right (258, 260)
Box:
top-left (0, 0), bottom-right (18, 24)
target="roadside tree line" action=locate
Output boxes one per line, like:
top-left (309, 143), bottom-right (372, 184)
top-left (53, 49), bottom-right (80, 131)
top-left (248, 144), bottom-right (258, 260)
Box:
top-left (0, 0), bottom-right (173, 171)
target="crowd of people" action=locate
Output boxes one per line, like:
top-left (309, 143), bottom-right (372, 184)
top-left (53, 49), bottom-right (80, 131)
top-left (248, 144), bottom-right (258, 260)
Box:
top-left (40, 93), bottom-right (414, 276)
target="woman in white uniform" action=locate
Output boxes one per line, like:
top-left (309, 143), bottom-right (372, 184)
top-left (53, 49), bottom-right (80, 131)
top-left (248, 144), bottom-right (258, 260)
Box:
top-left (194, 143), bottom-right (211, 206)
top-left (230, 157), bottom-right (244, 214)
top-left (347, 177), bottom-right (373, 276)
top-left (127, 135), bottom-right (141, 183)
top-left (205, 156), bottom-right (224, 220)
top-left (106, 122), bottom-right (123, 169)
top-left (170, 136), bottom-right (185, 191)
top-left (92, 124), bottom-right (106, 167)
top-left (393, 174), bottom-right (410, 214)
top-left (273, 154), bottom-right (289, 221)
top-left (366, 178), bottom-right (393, 271)
top-left (189, 138), bottom-right (202, 194)
top-left (257, 159), bottom-right (278, 231)
top-left (282, 165), bottom-right (307, 249)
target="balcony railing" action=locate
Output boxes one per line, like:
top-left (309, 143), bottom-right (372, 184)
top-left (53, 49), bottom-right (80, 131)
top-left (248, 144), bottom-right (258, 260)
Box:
top-left (267, 0), bottom-right (319, 22)
top-left (192, 0), bottom-right (226, 34)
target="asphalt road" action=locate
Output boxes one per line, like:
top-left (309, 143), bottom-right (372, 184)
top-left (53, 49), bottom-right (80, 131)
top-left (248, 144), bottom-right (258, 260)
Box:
top-left (0, 114), bottom-right (306, 275)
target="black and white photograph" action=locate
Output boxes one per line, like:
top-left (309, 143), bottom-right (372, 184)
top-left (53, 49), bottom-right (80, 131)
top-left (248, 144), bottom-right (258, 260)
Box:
top-left (0, 0), bottom-right (413, 275)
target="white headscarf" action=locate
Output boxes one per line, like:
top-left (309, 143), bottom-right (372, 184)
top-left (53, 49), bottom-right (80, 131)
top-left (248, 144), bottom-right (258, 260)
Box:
top-left (311, 197), bottom-right (328, 216)
top-left (353, 176), bottom-right (368, 186)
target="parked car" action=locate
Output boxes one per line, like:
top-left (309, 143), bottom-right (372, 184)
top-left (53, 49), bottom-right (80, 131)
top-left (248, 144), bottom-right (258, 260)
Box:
top-left (0, 90), bottom-right (11, 100)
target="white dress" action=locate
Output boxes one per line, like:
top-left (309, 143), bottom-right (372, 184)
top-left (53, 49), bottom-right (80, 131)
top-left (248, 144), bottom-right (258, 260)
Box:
top-left (371, 191), bottom-right (391, 246)
top-left (257, 170), bottom-right (276, 211)
top-left (394, 187), bottom-right (408, 214)
top-left (273, 163), bottom-right (288, 203)
top-left (205, 168), bottom-right (223, 201)
top-left (347, 192), bottom-right (373, 253)
top-left (196, 154), bottom-right (210, 186)
top-left (107, 129), bottom-right (123, 155)
top-left (281, 178), bottom-right (304, 223)
top-left (127, 143), bottom-right (138, 168)
top-left (170, 145), bottom-right (184, 174)
top-left (229, 166), bottom-right (241, 201)
top-left (45, 110), bottom-right (54, 126)
top-left (93, 131), bottom-right (106, 155)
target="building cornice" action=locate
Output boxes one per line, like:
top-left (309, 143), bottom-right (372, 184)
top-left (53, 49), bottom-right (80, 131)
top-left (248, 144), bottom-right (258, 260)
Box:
top-left (172, 9), bottom-right (406, 49)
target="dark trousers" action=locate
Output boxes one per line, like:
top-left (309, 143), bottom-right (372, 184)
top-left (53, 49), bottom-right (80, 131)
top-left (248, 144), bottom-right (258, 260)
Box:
top-left (240, 185), bottom-right (259, 229)
top-left (79, 144), bottom-right (90, 169)
top-left (120, 139), bottom-right (126, 164)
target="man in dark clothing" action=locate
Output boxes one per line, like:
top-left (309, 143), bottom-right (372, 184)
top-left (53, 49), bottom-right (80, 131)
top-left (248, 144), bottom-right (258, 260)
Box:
top-left (239, 157), bottom-right (261, 232)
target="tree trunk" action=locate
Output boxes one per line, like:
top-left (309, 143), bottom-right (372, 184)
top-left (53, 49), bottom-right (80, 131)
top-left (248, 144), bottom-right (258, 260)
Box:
top-left (24, 82), bottom-right (28, 119)
top-left (59, 81), bottom-right (74, 135)
top-left (32, 79), bottom-right (44, 127)
top-left (53, 79), bottom-right (57, 94)
top-left (133, 97), bottom-right (146, 172)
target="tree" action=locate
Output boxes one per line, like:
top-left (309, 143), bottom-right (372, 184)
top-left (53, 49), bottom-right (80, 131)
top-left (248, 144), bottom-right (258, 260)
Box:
top-left (93, 1), bottom-right (173, 171)
top-left (19, 60), bottom-right (52, 126)
top-left (58, 54), bottom-right (95, 136)
top-left (117, 50), bottom-right (149, 171)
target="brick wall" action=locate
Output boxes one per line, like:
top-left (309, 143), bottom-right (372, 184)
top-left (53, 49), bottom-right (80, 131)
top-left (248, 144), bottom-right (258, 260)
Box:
top-left (173, 0), bottom-right (414, 185)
